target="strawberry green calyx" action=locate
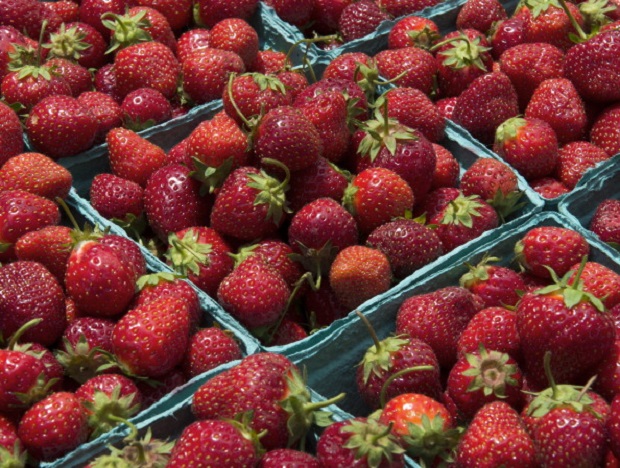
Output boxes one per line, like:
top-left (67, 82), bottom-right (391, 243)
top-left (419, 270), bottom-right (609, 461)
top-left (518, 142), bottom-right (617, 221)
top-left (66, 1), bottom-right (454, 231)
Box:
top-left (229, 244), bottom-right (260, 268)
top-left (461, 345), bottom-right (519, 397)
top-left (486, 186), bottom-right (525, 223)
top-left (407, 26), bottom-right (441, 51)
top-left (7, 43), bottom-right (42, 72)
top-left (251, 72), bottom-right (287, 95)
top-left (361, 336), bottom-right (411, 385)
top-left (434, 33), bottom-right (491, 71)
top-left (191, 156), bottom-right (235, 195)
top-left (42, 23), bottom-right (92, 62)
top-left (578, 0), bottom-right (616, 31)
top-left (82, 387), bottom-right (142, 439)
top-left (495, 116), bottom-right (527, 145)
top-left (247, 158), bottom-right (292, 226)
top-left (56, 197), bottom-right (107, 246)
top-left (54, 336), bottom-right (108, 384)
top-left (459, 255), bottom-right (502, 289)
top-left (279, 367), bottom-right (346, 450)
top-left (341, 419), bottom-right (406, 468)
top-left (136, 271), bottom-right (183, 291)
top-left (342, 182), bottom-right (359, 217)
top-left (288, 240), bottom-right (337, 290)
top-left (440, 194), bottom-right (485, 227)
top-left (90, 427), bottom-right (175, 468)
top-left (401, 414), bottom-right (463, 466)
top-left (357, 105), bottom-right (418, 161)
top-left (0, 442), bottom-right (27, 468)
top-left (165, 230), bottom-right (213, 277)
top-left (102, 10), bottom-right (153, 54)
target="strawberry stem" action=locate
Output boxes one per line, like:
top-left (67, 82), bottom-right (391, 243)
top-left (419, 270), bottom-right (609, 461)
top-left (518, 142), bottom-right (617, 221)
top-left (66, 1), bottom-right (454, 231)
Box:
top-left (6, 318), bottom-right (43, 350)
top-left (557, 0), bottom-right (589, 40)
top-left (355, 310), bottom-right (382, 353)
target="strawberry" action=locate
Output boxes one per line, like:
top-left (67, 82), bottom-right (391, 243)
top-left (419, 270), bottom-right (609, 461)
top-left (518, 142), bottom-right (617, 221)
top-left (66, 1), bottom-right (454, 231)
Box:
top-left (446, 346), bottom-right (524, 421)
top-left (74, 373), bottom-right (142, 438)
top-left (0, 100), bottom-right (23, 167)
top-left (120, 87), bottom-right (172, 130)
top-left (0, 0), bottom-right (46, 40)
top-left (590, 198), bottom-right (620, 244)
top-left (311, 0), bottom-right (354, 34)
top-left (459, 255), bottom-right (527, 308)
top-left (14, 225), bottom-right (73, 281)
top-left (378, 393), bottom-right (460, 466)
top-left (135, 0), bottom-right (193, 32)
top-left (451, 71), bottom-right (520, 145)
top-left (356, 333), bottom-right (442, 411)
top-left (374, 46), bottom-right (437, 95)
top-left (194, 0), bottom-right (259, 28)
top-left (143, 163), bottom-right (212, 241)
top-left (77, 91), bottom-right (123, 143)
top-left (567, 260), bottom-right (620, 309)
top-left (0, 152), bottom-right (72, 200)
top-left (431, 143), bottom-right (460, 189)
top-left (209, 18), bottom-right (259, 67)
top-left (293, 77), bottom-right (369, 122)
top-left (434, 29), bottom-right (494, 98)
top-left (42, 1), bottom-right (80, 24)
top-left (322, 51), bottom-right (374, 83)
top-left (99, 234), bottom-right (147, 282)
top-left (366, 218), bottom-right (443, 279)
top-left (17, 391), bottom-right (89, 462)
top-left (610, 394), bottom-right (620, 460)
top-left (378, 0), bottom-right (442, 16)
top-left (302, 281), bottom-right (349, 328)
top-left (209, 165), bottom-right (289, 241)
top-left (0, 189), bottom-right (60, 262)
top-left (516, 262), bottom-right (615, 390)
top-left (387, 15), bottom-right (440, 50)
top-left (529, 176), bottom-right (570, 199)
top-left (217, 255), bottom-right (290, 330)
top-left (89, 173), bottom-right (144, 223)
top-left (45, 21), bottom-right (108, 70)
top-left (329, 245), bottom-right (392, 309)
top-left (524, 78), bottom-right (588, 144)
top-left (113, 41), bottom-right (180, 100)
top-left (396, 286), bottom-right (481, 369)
top-left (589, 102), bottom-right (620, 157)
top-left (456, 0), bottom-right (508, 34)
top-left (168, 418), bottom-right (262, 467)
top-left (43, 57), bottom-right (92, 97)
top-left (343, 167), bottom-right (415, 235)
top-left (26, 94), bottom-right (98, 159)
top-left (338, 0), bottom-right (391, 42)
top-left (93, 63), bottom-right (123, 103)
top-left (107, 128), bottom-right (167, 187)
top-left (493, 116), bottom-right (559, 181)
top-left (518, 0), bottom-right (585, 51)
top-left (0, 414), bottom-right (22, 457)
top-left (79, 0), bottom-right (129, 37)
top-left (135, 272), bottom-right (200, 322)
top-left (267, 318), bottom-right (308, 346)
top-left (455, 401), bottom-right (536, 467)
top-left (135, 368), bottom-right (187, 409)
top-left (182, 327), bottom-right (243, 379)
top-left (265, 0), bottom-right (315, 27)
top-left (498, 42), bottom-right (565, 111)
top-left (286, 158), bottom-right (349, 214)
top-left (175, 28), bottom-right (211, 62)
top-left (316, 417), bottom-right (406, 467)
top-left (111, 295), bottom-right (191, 378)
top-left (165, 226), bottom-right (234, 297)
top-left (514, 226), bottom-right (590, 279)
top-left (182, 48), bottom-right (245, 105)
top-left (488, 15), bottom-right (527, 60)
top-left (259, 448), bottom-right (320, 467)
top-left (65, 239), bottom-right (136, 318)
top-left (555, 141), bottom-right (610, 189)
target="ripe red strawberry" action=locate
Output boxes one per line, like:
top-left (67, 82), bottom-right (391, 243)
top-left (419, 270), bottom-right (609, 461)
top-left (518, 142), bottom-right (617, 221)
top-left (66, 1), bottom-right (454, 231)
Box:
top-left (459, 256), bottom-right (527, 308)
top-left (321, 51), bottom-right (374, 83)
top-left (396, 286), bottom-right (481, 369)
top-left (209, 17), bottom-right (258, 67)
top-left (175, 28), bottom-right (211, 62)
top-left (217, 255), bottom-right (290, 330)
top-left (143, 163), bottom-right (212, 241)
top-left (259, 448), bottom-right (320, 467)
top-left (529, 176), bottom-right (570, 199)
top-left (366, 218), bottom-right (443, 279)
top-left (378, 393), bottom-right (459, 466)
top-left (0, 414), bottom-right (22, 462)
top-left (356, 334), bottom-right (442, 410)
top-left (165, 226), bottom-right (234, 297)
top-left (43, 57), bottom-right (92, 97)
top-left (286, 158), bottom-right (349, 214)
top-left (589, 102), bottom-right (620, 157)
top-left (329, 245), bottom-right (392, 309)
top-left (120, 87), bottom-right (172, 130)
top-left (0, 152), bottom-right (72, 200)
top-left (387, 15), bottom-right (440, 49)
top-left (107, 128), bottom-right (167, 187)
top-left (113, 41), bottom-right (180, 100)
top-left (488, 15), bottom-right (527, 60)
top-left (0, 100), bottom-right (23, 167)
top-left (65, 239), bottom-right (136, 318)
top-left (210, 166), bottom-right (289, 241)
top-left (168, 419), bottom-right (261, 467)
top-left (590, 198), bottom-right (620, 244)
top-left (194, 0), bottom-right (259, 28)
top-left (74, 373), bottom-right (142, 438)
top-left (111, 295), bottom-right (191, 378)
top-left (456, 401), bottom-right (536, 467)
top-left (456, 0), bottom-right (508, 34)
top-left (493, 116), bottom-right (559, 181)
top-left (377, 0), bottom-right (442, 16)
top-left (17, 391), bottom-right (89, 462)
top-left (301, 281), bottom-right (349, 328)
top-left (555, 141), bottom-right (610, 189)
top-left (498, 42), bottom-right (565, 111)
top-left (265, 0), bottom-right (315, 27)
top-left (293, 77), bottom-right (368, 121)
top-left (93, 63), bottom-right (122, 102)
top-left (517, 264), bottom-right (615, 390)
top-left (135, 272), bottom-right (200, 320)
top-left (182, 48), bottom-right (245, 104)
top-left (338, 0), bottom-right (391, 42)
top-left (434, 29), bottom-right (494, 98)
top-left (343, 167), bottom-right (415, 235)
top-left (567, 260), bottom-right (620, 309)
top-left (0, 0), bottom-right (47, 39)
top-left (89, 173), bottom-right (144, 223)
top-left (78, 0), bottom-right (128, 37)
top-left (311, 0), bottom-right (354, 34)
top-left (77, 91), bottom-right (123, 143)
top-left (514, 226), bottom-right (590, 279)
top-left (517, 0), bottom-right (585, 51)
top-left (452, 71), bottom-right (520, 145)
top-left (316, 417), bottom-right (406, 467)
top-left (14, 225), bottom-right (72, 281)
top-left (431, 144), bottom-right (460, 189)
top-left (374, 46), bottom-right (437, 95)
top-left (0, 189), bottom-right (60, 262)
top-left (446, 346), bottom-right (524, 421)
top-left (181, 327), bottom-right (243, 379)
top-left (99, 234), bottom-right (147, 282)
top-left (135, 368), bottom-right (187, 409)
top-left (135, 0), bottom-right (193, 32)
top-left (524, 77), bottom-right (588, 144)
top-left (45, 21), bottom-right (108, 70)
top-left (609, 394), bottom-right (620, 460)
top-left (26, 94), bottom-right (98, 159)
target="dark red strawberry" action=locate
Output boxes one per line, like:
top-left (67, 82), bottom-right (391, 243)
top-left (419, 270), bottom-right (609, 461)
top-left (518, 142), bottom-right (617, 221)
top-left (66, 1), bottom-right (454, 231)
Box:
top-left (590, 198), bottom-right (620, 244)
top-left (338, 0), bottom-right (391, 42)
top-left (590, 103), bottom-right (620, 157)
top-left (182, 327), bottom-right (243, 379)
top-left (436, 96), bottom-right (458, 118)
top-left (77, 91), bottom-right (123, 143)
top-left (529, 176), bottom-right (570, 199)
top-left (293, 77), bottom-right (368, 122)
top-left (567, 260), bottom-right (620, 309)
top-left (93, 63), bottom-right (123, 103)
top-left (0, 152), bottom-right (72, 200)
top-left (14, 225), bottom-right (73, 281)
top-left (488, 15), bottom-right (527, 60)
top-left (210, 17), bottom-right (258, 67)
top-left (45, 21), bottom-right (108, 70)
top-left (555, 141), bottom-right (610, 189)
top-left (182, 48), bottom-right (245, 104)
top-left (0, 414), bottom-right (23, 464)
top-left (431, 143), bottom-right (460, 189)
top-left (374, 46), bottom-right (437, 95)
top-left (387, 15), bottom-right (440, 50)
top-left (17, 391), bottom-right (89, 462)
top-left (194, 0), bottom-right (259, 28)
top-left (0, 100), bottom-right (23, 167)
top-left (259, 448), bottom-right (320, 467)
top-left (286, 157), bottom-right (349, 213)
top-left (175, 28), bottom-right (211, 62)
top-left (120, 87), bottom-right (172, 130)
top-left (79, 0), bottom-right (128, 37)
top-left (135, 0), bottom-right (193, 32)
top-left (311, 0), bottom-right (354, 34)
top-left (43, 57), bottom-right (92, 97)
top-left (136, 368), bottom-right (187, 409)
top-left (517, 0), bottom-right (585, 51)
top-left (99, 234), bottom-right (147, 282)
top-left (377, 0), bottom-right (442, 16)
top-left (302, 281), bottom-right (349, 328)
top-left (89, 173), bottom-right (144, 223)
top-left (456, 0), bottom-right (508, 34)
